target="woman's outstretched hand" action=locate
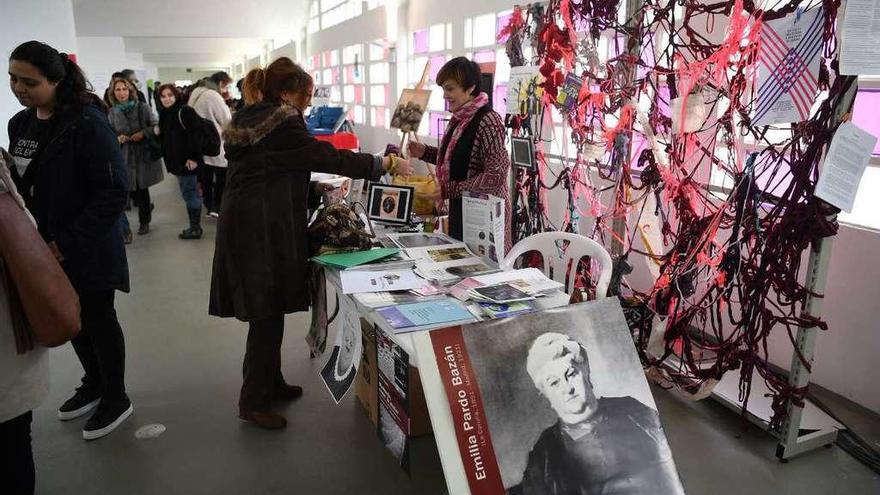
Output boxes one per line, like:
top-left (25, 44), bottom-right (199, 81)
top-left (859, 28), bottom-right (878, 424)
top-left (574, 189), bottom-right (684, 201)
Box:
top-left (407, 141), bottom-right (426, 159)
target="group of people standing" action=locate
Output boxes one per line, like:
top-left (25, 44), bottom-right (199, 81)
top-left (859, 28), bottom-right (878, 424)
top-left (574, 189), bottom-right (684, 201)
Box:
top-left (1, 36), bottom-right (511, 494)
top-left (99, 69), bottom-right (231, 241)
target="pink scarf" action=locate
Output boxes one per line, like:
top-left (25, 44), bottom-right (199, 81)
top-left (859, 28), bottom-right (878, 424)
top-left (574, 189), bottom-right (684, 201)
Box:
top-left (438, 92), bottom-right (489, 198)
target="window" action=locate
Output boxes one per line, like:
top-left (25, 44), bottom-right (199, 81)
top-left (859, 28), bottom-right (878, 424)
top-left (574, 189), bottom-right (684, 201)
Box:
top-left (840, 84), bottom-right (880, 230)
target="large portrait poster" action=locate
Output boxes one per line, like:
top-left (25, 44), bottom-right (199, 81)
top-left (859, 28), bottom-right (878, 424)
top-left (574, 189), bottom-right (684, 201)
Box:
top-left (427, 298), bottom-right (685, 495)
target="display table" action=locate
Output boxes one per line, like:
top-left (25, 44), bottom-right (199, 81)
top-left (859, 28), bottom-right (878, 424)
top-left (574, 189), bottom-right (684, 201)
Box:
top-left (322, 266), bottom-right (570, 367)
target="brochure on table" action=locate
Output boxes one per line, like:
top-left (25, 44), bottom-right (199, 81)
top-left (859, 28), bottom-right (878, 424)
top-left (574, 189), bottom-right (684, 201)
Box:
top-left (405, 242), bottom-right (494, 284)
top-left (412, 299), bottom-right (686, 495)
top-left (462, 192), bottom-right (506, 266)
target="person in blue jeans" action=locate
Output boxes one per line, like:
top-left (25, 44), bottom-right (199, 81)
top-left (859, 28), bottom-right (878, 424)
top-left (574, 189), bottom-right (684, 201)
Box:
top-left (156, 83), bottom-right (204, 239)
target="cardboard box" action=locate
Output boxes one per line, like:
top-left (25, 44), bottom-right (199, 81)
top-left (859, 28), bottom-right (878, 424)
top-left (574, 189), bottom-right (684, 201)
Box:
top-left (355, 318), bottom-right (379, 426)
top-left (355, 320), bottom-right (432, 437)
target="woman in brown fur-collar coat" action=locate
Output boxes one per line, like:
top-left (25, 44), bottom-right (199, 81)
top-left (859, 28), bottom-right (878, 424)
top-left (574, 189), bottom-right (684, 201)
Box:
top-left (209, 58), bottom-right (412, 429)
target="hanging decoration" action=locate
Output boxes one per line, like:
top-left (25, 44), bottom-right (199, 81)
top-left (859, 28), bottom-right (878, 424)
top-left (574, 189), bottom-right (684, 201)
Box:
top-left (499, 0), bottom-right (852, 428)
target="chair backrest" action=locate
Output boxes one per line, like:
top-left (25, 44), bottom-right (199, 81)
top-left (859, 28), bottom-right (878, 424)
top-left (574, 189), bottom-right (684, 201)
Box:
top-left (500, 232), bottom-right (613, 299)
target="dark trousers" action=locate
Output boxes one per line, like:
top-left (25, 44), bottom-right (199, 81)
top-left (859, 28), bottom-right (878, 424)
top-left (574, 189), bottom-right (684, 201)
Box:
top-left (0, 411), bottom-right (35, 495)
top-left (71, 291), bottom-right (127, 400)
top-left (132, 188), bottom-right (152, 225)
top-left (239, 315), bottom-right (285, 412)
top-left (199, 165), bottom-right (226, 213)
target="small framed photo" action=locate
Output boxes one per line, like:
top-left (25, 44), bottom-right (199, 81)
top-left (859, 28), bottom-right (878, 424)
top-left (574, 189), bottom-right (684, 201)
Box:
top-left (511, 136), bottom-right (536, 171)
top-left (367, 182), bottom-right (415, 226)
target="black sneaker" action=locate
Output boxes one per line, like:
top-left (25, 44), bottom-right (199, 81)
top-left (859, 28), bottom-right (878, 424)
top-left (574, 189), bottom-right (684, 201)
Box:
top-left (82, 398), bottom-right (133, 440)
top-left (58, 388), bottom-right (102, 421)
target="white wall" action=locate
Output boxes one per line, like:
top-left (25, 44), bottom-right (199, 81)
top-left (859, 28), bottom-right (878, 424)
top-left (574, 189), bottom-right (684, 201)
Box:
top-left (75, 36), bottom-right (129, 96)
top-left (157, 68), bottom-right (215, 84)
top-left (0, 0), bottom-right (78, 148)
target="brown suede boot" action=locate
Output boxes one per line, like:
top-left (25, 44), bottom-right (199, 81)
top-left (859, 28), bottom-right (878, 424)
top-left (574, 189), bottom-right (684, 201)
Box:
top-left (239, 410), bottom-right (287, 429)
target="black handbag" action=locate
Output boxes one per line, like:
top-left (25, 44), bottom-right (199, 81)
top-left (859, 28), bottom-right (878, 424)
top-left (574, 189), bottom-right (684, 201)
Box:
top-left (137, 104), bottom-right (163, 162)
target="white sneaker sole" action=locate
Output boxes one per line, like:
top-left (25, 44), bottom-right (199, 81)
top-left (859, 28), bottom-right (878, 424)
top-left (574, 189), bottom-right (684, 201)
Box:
top-left (58, 398), bottom-right (101, 421)
top-left (82, 404), bottom-right (134, 441)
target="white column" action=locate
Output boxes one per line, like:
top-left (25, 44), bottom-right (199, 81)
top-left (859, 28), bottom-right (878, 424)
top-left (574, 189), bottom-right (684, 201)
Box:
top-left (0, 0), bottom-right (77, 148)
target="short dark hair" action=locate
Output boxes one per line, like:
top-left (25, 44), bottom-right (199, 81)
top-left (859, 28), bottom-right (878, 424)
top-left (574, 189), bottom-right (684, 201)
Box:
top-left (209, 71), bottom-right (232, 85)
top-left (111, 71), bottom-right (125, 79)
top-left (436, 57), bottom-right (481, 97)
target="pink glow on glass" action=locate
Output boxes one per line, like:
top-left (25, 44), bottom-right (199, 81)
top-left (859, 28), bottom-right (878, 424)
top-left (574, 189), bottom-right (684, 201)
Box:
top-left (494, 84), bottom-right (507, 115)
top-left (429, 55), bottom-right (446, 82)
top-left (853, 89), bottom-right (880, 156)
top-left (496, 14), bottom-right (513, 42)
top-left (473, 50), bottom-right (495, 64)
top-left (413, 29), bottom-right (429, 54)
top-left (355, 86), bottom-right (364, 104)
top-left (429, 111), bottom-right (450, 139)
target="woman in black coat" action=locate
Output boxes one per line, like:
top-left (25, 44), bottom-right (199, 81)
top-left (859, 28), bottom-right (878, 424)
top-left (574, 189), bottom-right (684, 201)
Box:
top-left (156, 83), bottom-right (205, 239)
top-left (210, 58), bottom-right (413, 429)
top-left (7, 41), bottom-right (132, 440)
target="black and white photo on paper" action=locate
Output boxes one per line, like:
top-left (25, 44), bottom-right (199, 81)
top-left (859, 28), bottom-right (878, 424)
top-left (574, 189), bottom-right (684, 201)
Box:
top-left (320, 297), bottom-right (362, 404)
top-left (429, 298), bottom-right (685, 495)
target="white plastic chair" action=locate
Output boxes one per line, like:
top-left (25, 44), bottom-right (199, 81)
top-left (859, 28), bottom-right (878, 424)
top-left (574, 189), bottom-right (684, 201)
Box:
top-left (500, 232), bottom-right (613, 299)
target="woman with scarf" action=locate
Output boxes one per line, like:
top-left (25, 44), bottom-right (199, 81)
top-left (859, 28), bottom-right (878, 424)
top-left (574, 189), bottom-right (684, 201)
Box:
top-left (407, 57), bottom-right (511, 250)
top-left (156, 83), bottom-right (204, 239)
top-left (108, 77), bottom-right (164, 237)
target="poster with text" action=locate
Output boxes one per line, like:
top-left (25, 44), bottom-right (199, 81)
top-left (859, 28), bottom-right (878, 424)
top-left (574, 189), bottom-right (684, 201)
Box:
top-left (427, 299), bottom-right (685, 495)
top-left (753, 8), bottom-right (823, 127)
top-left (377, 331), bottom-right (411, 473)
top-left (462, 192), bottom-right (506, 266)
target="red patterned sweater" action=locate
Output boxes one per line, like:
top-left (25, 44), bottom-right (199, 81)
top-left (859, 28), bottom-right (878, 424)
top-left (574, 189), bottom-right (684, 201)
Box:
top-left (423, 109), bottom-right (512, 252)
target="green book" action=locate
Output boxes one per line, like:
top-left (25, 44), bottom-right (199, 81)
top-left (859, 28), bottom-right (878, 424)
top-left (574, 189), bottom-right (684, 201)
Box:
top-left (311, 248), bottom-right (400, 269)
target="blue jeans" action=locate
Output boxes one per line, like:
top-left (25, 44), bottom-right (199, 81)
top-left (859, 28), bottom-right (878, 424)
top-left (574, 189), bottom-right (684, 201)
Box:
top-left (177, 175), bottom-right (202, 210)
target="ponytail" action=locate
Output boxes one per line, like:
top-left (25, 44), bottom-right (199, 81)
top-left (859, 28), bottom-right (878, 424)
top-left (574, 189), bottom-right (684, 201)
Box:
top-left (242, 68), bottom-right (266, 105)
top-left (10, 41), bottom-right (100, 114)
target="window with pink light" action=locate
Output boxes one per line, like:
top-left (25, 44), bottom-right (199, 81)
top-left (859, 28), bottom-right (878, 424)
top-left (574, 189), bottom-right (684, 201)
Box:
top-left (852, 89), bottom-right (880, 156)
top-left (413, 29), bottom-right (429, 55)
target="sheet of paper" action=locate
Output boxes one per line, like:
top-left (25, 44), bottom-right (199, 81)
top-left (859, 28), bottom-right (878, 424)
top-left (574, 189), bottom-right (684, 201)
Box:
top-left (376, 299), bottom-right (474, 332)
top-left (815, 122), bottom-right (878, 212)
top-left (472, 268), bottom-right (564, 295)
top-left (386, 232), bottom-right (458, 249)
top-left (340, 269), bottom-right (426, 294)
top-left (840, 0), bottom-right (880, 75)
top-left (754, 8), bottom-right (823, 126)
top-left (462, 192), bottom-right (506, 266)
top-left (319, 297), bottom-right (362, 404)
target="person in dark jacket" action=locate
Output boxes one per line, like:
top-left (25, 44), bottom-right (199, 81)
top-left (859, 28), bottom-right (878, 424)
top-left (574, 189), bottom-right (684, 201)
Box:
top-left (156, 83), bottom-right (204, 239)
top-left (108, 77), bottom-right (164, 236)
top-left (7, 40), bottom-right (133, 441)
top-left (209, 57), bottom-right (413, 430)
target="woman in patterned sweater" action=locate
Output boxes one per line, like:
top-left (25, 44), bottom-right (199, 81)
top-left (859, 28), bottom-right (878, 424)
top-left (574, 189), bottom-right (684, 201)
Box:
top-left (408, 57), bottom-right (512, 252)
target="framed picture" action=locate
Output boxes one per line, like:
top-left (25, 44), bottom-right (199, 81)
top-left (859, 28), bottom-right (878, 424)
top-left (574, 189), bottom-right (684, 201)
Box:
top-left (511, 136), bottom-right (536, 170)
top-left (367, 182), bottom-right (415, 225)
top-left (390, 88), bottom-right (431, 133)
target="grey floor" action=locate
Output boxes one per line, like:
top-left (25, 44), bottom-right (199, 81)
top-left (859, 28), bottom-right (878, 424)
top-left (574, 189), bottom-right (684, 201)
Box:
top-left (32, 179), bottom-right (880, 494)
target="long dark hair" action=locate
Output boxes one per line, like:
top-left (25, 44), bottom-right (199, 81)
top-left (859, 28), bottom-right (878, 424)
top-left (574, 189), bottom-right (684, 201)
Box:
top-left (10, 40), bottom-right (104, 114)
